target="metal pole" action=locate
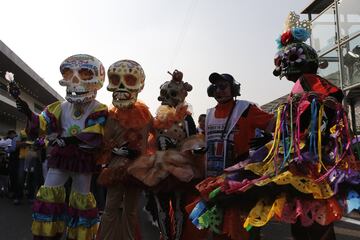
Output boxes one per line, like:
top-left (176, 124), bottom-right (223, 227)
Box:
top-left (334, 0), bottom-right (344, 90)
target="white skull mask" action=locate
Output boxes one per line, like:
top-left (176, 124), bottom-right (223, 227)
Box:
top-left (59, 54), bottom-right (105, 104)
top-left (107, 60), bottom-right (145, 108)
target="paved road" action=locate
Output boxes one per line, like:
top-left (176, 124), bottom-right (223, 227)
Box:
top-left (1, 196), bottom-right (359, 240)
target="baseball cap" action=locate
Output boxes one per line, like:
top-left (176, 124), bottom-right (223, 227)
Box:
top-left (209, 72), bottom-right (236, 84)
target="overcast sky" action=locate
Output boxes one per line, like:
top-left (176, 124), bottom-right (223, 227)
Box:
top-left (2, 0), bottom-right (312, 120)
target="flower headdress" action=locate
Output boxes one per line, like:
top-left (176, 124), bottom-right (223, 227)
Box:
top-left (272, 12), bottom-right (319, 79)
top-left (276, 11), bottom-right (312, 49)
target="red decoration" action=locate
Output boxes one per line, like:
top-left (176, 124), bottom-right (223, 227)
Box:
top-left (281, 30), bottom-right (293, 46)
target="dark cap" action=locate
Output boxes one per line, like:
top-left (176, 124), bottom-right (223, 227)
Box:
top-left (209, 72), bottom-right (236, 84)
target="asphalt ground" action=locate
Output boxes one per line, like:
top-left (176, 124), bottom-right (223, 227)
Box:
top-left (1, 195), bottom-right (359, 240)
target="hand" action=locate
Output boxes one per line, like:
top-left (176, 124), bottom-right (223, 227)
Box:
top-left (16, 98), bottom-right (32, 119)
top-left (112, 146), bottom-right (139, 159)
top-left (192, 147), bottom-right (207, 155)
top-left (51, 138), bottom-right (66, 147)
top-left (50, 136), bottom-right (79, 147)
top-left (249, 131), bottom-right (273, 150)
top-left (157, 136), bottom-right (175, 150)
top-left (7, 80), bottom-right (21, 99)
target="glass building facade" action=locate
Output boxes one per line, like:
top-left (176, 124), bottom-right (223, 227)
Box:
top-left (303, 0), bottom-right (360, 134)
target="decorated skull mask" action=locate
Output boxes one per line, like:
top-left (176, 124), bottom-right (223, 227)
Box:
top-left (273, 42), bottom-right (318, 81)
top-left (107, 60), bottom-right (145, 108)
top-left (59, 54), bottom-right (105, 104)
top-left (158, 70), bottom-right (192, 107)
top-left (272, 12), bottom-right (319, 82)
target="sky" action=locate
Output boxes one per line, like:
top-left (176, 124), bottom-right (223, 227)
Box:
top-left (1, 0), bottom-right (313, 121)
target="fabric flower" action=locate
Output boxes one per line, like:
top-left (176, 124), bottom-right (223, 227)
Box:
top-left (284, 46), bottom-right (306, 65)
top-left (281, 30), bottom-right (293, 46)
top-left (274, 50), bottom-right (284, 67)
top-left (275, 36), bottom-right (283, 49)
top-left (291, 27), bottom-right (310, 42)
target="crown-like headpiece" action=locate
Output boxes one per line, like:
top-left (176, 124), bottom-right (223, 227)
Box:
top-left (284, 11), bottom-right (311, 32)
top-left (276, 12), bottom-right (312, 49)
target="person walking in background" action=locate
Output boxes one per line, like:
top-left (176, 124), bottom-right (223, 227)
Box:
top-left (196, 114), bottom-right (206, 135)
top-left (6, 129), bottom-right (27, 205)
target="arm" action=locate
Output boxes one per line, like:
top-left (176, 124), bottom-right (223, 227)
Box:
top-left (185, 114), bottom-right (197, 136)
top-left (248, 105), bottom-right (275, 149)
top-left (248, 105), bottom-right (274, 132)
top-left (8, 79), bottom-right (33, 119)
top-left (26, 102), bottom-right (62, 139)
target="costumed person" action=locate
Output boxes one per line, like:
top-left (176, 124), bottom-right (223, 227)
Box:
top-left (188, 12), bottom-right (360, 240)
top-left (7, 54), bottom-right (108, 240)
top-left (96, 59), bottom-right (153, 240)
top-left (192, 73), bottom-right (273, 240)
top-left (126, 70), bottom-right (206, 240)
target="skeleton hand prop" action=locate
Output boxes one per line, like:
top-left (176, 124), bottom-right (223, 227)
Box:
top-left (5, 72), bottom-right (21, 99)
top-left (112, 146), bottom-right (139, 159)
top-left (50, 136), bottom-right (79, 147)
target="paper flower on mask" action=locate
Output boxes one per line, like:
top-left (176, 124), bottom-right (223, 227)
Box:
top-left (276, 37), bottom-right (283, 49)
top-left (281, 30), bottom-right (293, 46)
top-left (284, 46), bottom-right (306, 65)
top-left (291, 27), bottom-right (310, 42)
top-left (276, 12), bottom-right (312, 49)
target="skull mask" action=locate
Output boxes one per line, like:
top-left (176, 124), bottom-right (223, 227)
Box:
top-left (59, 54), bottom-right (105, 104)
top-left (107, 60), bottom-right (145, 108)
top-left (273, 42), bottom-right (319, 82)
top-left (158, 70), bottom-right (192, 107)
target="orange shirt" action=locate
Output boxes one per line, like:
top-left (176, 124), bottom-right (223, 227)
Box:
top-left (214, 100), bottom-right (273, 158)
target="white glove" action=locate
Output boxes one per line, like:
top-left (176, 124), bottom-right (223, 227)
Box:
top-left (52, 138), bottom-right (66, 147)
top-left (112, 147), bottom-right (130, 157)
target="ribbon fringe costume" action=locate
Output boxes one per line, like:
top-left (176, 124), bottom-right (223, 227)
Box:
top-left (188, 12), bottom-right (360, 239)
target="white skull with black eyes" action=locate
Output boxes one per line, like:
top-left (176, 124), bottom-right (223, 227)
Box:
top-left (59, 54), bottom-right (105, 104)
top-left (107, 60), bottom-right (145, 108)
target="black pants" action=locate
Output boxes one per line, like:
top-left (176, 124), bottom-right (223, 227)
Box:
top-left (8, 158), bottom-right (25, 199)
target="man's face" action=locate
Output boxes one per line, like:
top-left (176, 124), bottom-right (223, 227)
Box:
top-left (198, 116), bottom-right (205, 129)
top-left (213, 80), bottom-right (232, 103)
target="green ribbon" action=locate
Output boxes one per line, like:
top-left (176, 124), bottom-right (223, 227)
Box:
top-left (209, 186), bottom-right (221, 199)
top-left (245, 224), bottom-right (253, 232)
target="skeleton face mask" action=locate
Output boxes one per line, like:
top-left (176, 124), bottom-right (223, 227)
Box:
top-left (158, 70), bottom-right (192, 107)
top-left (107, 60), bottom-right (145, 108)
top-left (273, 42), bottom-right (319, 82)
top-left (59, 54), bottom-right (105, 104)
